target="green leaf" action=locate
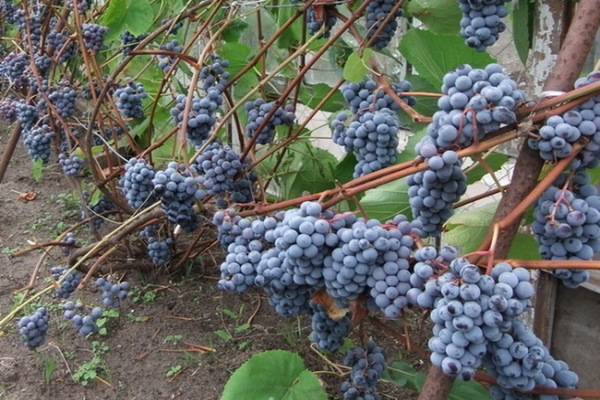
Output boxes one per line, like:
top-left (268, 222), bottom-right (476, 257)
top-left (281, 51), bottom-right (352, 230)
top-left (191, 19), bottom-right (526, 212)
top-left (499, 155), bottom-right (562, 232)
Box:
top-left (382, 361), bottom-right (421, 391)
top-left (360, 178), bottom-right (412, 221)
top-left (512, 0), bottom-right (534, 65)
top-left (276, 3), bottom-right (303, 48)
top-left (406, 0), bottom-right (462, 35)
top-left (444, 202), bottom-right (499, 253)
top-left (449, 379), bottom-right (493, 400)
top-left (298, 83), bottom-right (346, 113)
top-left (222, 20), bottom-right (249, 43)
top-left (101, 0), bottom-right (154, 41)
top-left (221, 350), bottom-right (327, 400)
top-left (507, 232), bottom-right (541, 260)
top-left (219, 43), bottom-right (253, 76)
top-left (465, 153), bottom-right (510, 184)
top-left (404, 74), bottom-right (440, 117)
top-left (32, 158), bottom-right (43, 181)
top-left (334, 153), bottom-right (358, 185)
top-left (343, 49), bottom-right (373, 83)
top-left (398, 29), bottom-right (496, 89)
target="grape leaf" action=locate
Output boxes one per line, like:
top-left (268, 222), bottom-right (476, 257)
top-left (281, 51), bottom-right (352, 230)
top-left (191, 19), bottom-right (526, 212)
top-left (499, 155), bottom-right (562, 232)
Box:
top-left (512, 0), bottom-right (534, 65)
top-left (406, 0), bottom-right (462, 35)
top-left (360, 178), bottom-right (412, 221)
top-left (343, 49), bottom-right (373, 83)
top-left (221, 350), bottom-right (327, 400)
top-left (32, 158), bottom-right (43, 181)
top-left (101, 0), bottom-right (154, 41)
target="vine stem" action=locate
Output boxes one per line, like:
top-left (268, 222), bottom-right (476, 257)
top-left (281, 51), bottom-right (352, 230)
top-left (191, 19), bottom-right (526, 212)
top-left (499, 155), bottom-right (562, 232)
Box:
top-left (495, 259), bottom-right (600, 270)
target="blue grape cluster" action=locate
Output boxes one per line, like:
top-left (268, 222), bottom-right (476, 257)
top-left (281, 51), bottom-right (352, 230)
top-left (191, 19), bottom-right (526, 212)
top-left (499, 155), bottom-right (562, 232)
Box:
top-left (458, 0), bottom-right (510, 51)
top-left (46, 85), bottom-right (78, 119)
top-left (162, 18), bottom-right (184, 35)
top-left (213, 210), bottom-right (248, 248)
top-left (63, 301), bottom-right (102, 336)
top-left (96, 277), bottom-right (130, 308)
top-left (120, 158), bottom-right (158, 210)
top-left (192, 140), bottom-right (250, 198)
top-left (170, 93), bottom-right (221, 146)
top-left (46, 29), bottom-right (76, 63)
top-left (15, 101), bottom-right (38, 130)
top-left (18, 307), bottom-right (50, 349)
top-left (24, 124), bottom-right (55, 163)
top-left (0, 98), bottom-right (17, 122)
top-left (364, 0), bottom-right (403, 50)
top-left (340, 79), bottom-right (416, 116)
top-left (244, 98), bottom-right (296, 145)
top-left (120, 31), bottom-right (148, 54)
top-left (429, 64), bottom-right (525, 149)
top-left (407, 139), bottom-right (467, 236)
top-left (309, 301), bottom-right (351, 353)
top-left (527, 71), bottom-right (600, 167)
top-left (67, 0), bottom-right (91, 14)
top-left (33, 54), bottom-right (52, 78)
top-left (82, 24), bottom-right (108, 53)
top-left (531, 171), bottom-right (599, 287)
top-left (158, 40), bottom-right (183, 72)
top-left (114, 79), bottom-right (147, 119)
top-left (91, 194), bottom-right (115, 229)
top-left (333, 108), bottom-right (400, 178)
top-left (199, 54), bottom-right (229, 91)
top-left (58, 153), bottom-right (84, 176)
top-left (307, 6), bottom-right (337, 38)
top-left (405, 246), bottom-right (458, 308)
top-left (341, 341), bottom-right (386, 400)
top-left (0, 51), bottom-right (30, 89)
top-left (425, 260), bottom-right (534, 381)
top-left (153, 161), bottom-right (206, 233)
top-left (484, 319), bottom-right (579, 399)
top-left (51, 266), bottom-right (82, 298)
top-left (218, 236), bottom-right (265, 293)
top-left (60, 232), bottom-right (77, 255)
top-left (147, 236), bottom-right (173, 266)
top-left (14, 8), bottom-right (43, 49)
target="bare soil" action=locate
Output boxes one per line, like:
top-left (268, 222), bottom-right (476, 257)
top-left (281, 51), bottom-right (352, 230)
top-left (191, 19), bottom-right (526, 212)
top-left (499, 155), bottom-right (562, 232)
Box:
top-left (0, 128), bottom-right (421, 400)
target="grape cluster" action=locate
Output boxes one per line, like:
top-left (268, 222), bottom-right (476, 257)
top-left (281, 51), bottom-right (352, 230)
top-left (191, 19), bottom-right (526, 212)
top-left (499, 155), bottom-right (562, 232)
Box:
top-left (341, 341), bottom-right (386, 400)
top-left (63, 301), bottom-right (102, 336)
top-left (0, 98), bottom-right (17, 122)
top-left (14, 8), bottom-right (43, 49)
top-left (218, 236), bottom-right (265, 293)
top-left (82, 24), bottom-right (108, 53)
top-left (158, 40), bottom-right (183, 72)
top-left (51, 266), bottom-right (82, 298)
top-left (67, 0), bottom-right (91, 14)
top-left (484, 319), bottom-right (579, 399)
top-left (0, 51), bottom-right (30, 89)
top-left (407, 139), bottom-right (467, 236)
top-left (309, 301), bottom-right (351, 353)
top-left (531, 171), bottom-right (599, 287)
top-left (46, 29), bottom-right (76, 63)
top-left (120, 31), bottom-right (148, 54)
top-left (33, 54), bottom-right (52, 77)
top-left (60, 232), bottom-right (77, 255)
top-left (162, 18), bottom-right (184, 35)
top-left (333, 108), bottom-right (400, 178)
top-left (340, 79), bottom-right (416, 116)
top-left (96, 277), bottom-right (130, 308)
top-left (147, 236), bottom-right (173, 266)
top-left (364, 0), bottom-right (403, 50)
top-left (192, 140), bottom-right (250, 197)
top-left (527, 71), bottom-right (600, 168)
top-left (114, 79), bottom-right (147, 119)
top-left (83, 193), bottom-right (115, 230)
top-left (425, 260), bottom-right (534, 381)
top-left (24, 124), bottom-right (55, 163)
top-left (307, 6), bottom-right (337, 38)
top-left (46, 85), bottom-right (78, 119)
top-left (213, 210), bottom-right (247, 248)
top-left (405, 246), bottom-right (458, 308)
top-left (18, 307), bottom-right (50, 349)
top-left (199, 54), bottom-right (229, 91)
top-left (244, 98), bottom-right (296, 145)
top-left (152, 161), bottom-right (206, 233)
top-left (170, 91), bottom-right (222, 147)
top-left (58, 153), bottom-right (84, 176)
top-left (15, 101), bottom-right (38, 130)
top-left (429, 64), bottom-right (525, 149)
top-left (458, 0), bottom-right (510, 51)
top-left (120, 158), bottom-right (158, 210)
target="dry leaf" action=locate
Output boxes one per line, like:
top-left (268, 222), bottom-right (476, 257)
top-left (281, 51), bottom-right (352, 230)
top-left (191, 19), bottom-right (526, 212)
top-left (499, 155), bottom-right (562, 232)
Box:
top-left (19, 192), bottom-right (37, 201)
top-left (312, 290), bottom-right (349, 321)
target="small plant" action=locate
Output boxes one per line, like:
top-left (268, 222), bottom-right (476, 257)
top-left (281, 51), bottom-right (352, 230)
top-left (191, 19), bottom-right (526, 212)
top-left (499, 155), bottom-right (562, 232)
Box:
top-left (72, 341), bottom-right (109, 386)
top-left (96, 309), bottom-right (119, 336)
top-left (164, 334), bottom-right (183, 346)
top-left (165, 364), bottom-right (182, 378)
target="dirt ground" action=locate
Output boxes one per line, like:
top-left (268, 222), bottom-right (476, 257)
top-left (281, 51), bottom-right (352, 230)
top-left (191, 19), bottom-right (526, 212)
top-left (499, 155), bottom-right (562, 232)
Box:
top-left (0, 128), bottom-right (421, 400)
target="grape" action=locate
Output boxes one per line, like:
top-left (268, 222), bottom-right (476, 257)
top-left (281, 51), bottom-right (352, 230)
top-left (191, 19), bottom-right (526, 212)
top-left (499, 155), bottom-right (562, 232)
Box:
top-left (170, 91), bottom-right (222, 147)
top-left (51, 266), bottom-right (82, 298)
top-left (162, 18), bottom-right (184, 35)
top-left (46, 28), bottom-right (77, 63)
top-left (67, 0), bottom-right (91, 14)
top-left (152, 161), bottom-right (205, 233)
top-left (199, 54), bottom-right (230, 91)
top-left (44, 84), bottom-right (77, 119)
top-left (96, 276), bottom-right (130, 308)
top-left (85, 194), bottom-right (116, 230)
top-left (23, 124), bottom-right (55, 163)
top-left (15, 101), bottom-right (38, 132)
top-left (364, 0), bottom-right (403, 50)
top-left (458, 1), bottom-right (510, 51)
top-left (0, 98), bottom-right (17, 122)
top-left (531, 170), bottom-right (597, 287)
top-left (14, 7), bottom-right (44, 50)
top-left (18, 307), bottom-right (49, 349)
top-left (63, 301), bottom-right (102, 336)
top-left (147, 236), bottom-right (174, 266)
top-left (120, 31), bottom-right (148, 54)
top-left (340, 78), bottom-right (416, 116)
top-left (306, 6), bottom-right (337, 38)
top-left (158, 40), bottom-right (183, 72)
top-left (120, 158), bottom-right (158, 210)
top-left (341, 341), bottom-right (386, 400)
top-left (114, 78), bottom-right (147, 119)
top-left (244, 98), bottom-right (295, 145)
top-left (0, 51), bottom-right (30, 90)
top-left (218, 238), bottom-right (265, 293)
top-left (309, 301), bottom-right (351, 352)
top-left (59, 232), bottom-right (77, 256)
top-left (82, 24), bottom-right (108, 53)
